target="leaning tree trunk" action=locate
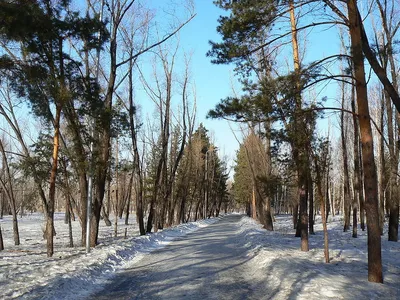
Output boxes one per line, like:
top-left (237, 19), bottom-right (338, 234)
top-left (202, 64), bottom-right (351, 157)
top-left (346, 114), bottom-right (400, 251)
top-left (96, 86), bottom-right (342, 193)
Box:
top-left (348, 0), bottom-right (383, 283)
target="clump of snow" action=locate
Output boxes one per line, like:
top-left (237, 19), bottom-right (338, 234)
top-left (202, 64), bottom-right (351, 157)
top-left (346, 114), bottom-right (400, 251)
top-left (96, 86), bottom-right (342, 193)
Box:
top-left (0, 212), bottom-right (220, 299)
top-left (235, 214), bottom-right (400, 299)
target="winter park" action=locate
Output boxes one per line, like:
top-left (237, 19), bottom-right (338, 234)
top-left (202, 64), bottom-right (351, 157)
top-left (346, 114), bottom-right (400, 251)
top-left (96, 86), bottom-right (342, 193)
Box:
top-left (0, 0), bottom-right (400, 299)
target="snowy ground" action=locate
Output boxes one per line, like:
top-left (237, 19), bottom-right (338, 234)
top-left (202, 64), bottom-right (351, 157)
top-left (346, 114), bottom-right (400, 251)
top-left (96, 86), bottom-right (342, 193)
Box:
top-left (0, 212), bottom-right (399, 299)
top-left (0, 213), bottom-right (220, 299)
top-left (237, 215), bottom-right (400, 299)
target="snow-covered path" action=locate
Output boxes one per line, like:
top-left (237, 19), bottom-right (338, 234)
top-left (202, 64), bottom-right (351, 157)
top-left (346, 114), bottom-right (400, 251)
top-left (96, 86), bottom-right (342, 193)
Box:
top-left (87, 214), bottom-right (263, 299)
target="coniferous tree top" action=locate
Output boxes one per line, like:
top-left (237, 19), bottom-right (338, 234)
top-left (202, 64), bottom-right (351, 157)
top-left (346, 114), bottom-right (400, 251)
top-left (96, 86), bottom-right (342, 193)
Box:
top-left (208, 0), bottom-right (277, 71)
top-left (0, 0), bottom-right (108, 122)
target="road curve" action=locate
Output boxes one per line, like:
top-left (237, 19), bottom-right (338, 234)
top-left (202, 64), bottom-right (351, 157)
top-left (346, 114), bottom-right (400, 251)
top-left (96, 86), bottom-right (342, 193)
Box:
top-left (86, 214), bottom-right (265, 300)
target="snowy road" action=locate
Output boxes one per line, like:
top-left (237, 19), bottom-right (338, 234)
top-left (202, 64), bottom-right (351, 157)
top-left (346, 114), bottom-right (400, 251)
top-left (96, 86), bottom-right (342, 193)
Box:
top-left (87, 214), bottom-right (264, 300)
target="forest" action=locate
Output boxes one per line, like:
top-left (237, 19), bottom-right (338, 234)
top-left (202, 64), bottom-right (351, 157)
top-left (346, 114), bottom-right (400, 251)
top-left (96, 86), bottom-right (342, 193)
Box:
top-left (0, 0), bottom-right (399, 288)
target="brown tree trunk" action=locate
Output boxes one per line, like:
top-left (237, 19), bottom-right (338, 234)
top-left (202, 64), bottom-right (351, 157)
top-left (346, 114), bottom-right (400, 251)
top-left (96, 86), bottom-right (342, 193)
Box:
top-left (252, 184), bottom-right (256, 219)
top-left (47, 105), bottom-right (62, 257)
top-left (351, 83), bottom-right (360, 238)
top-left (114, 137), bottom-right (119, 237)
top-left (293, 203), bottom-right (299, 229)
top-left (308, 172), bottom-right (314, 235)
top-left (378, 0), bottom-right (400, 241)
top-left (290, 0), bottom-right (308, 250)
top-left (127, 55), bottom-right (145, 235)
top-left (379, 90), bottom-right (386, 236)
top-left (341, 81), bottom-right (351, 232)
top-left (67, 195), bottom-right (74, 248)
top-left (0, 225), bottom-right (3, 251)
top-left (325, 164), bottom-right (331, 221)
top-left (125, 173), bottom-right (133, 226)
top-left (314, 155), bottom-right (329, 263)
top-left (347, 0), bottom-right (383, 283)
top-left (351, 84), bottom-right (365, 232)
top-left (0, 140), bottom-right (20, 246)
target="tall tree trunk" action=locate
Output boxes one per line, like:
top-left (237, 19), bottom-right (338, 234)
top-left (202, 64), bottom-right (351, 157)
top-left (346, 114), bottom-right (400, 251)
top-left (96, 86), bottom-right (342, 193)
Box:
top-left (67, 194), bottom-right (74, 248)
top-left (308, 171), bottom-right (314, 235)
top-left (252, 184), bottom-right (256, 219)
top-left (351, 83), bottom-right (360, 238)
top-left (125, 173), bottom-right (133, 225)
top-left (127, 56), bottom-right (145, 235)
top-left (114, 137), bottom-right (119, 237)
top-left (314, 154), bottom-right (329, 263)
top-left (0, 225), bottom-right (3, 251)
top-left (379, 90), bottom-right (386, 236)
top-left (295, 174), bottom-right (309, 252)
top-left (293, 203), bottom-right (299, 229)
top-left (90, 8), bottom-right (118, 247)
top-left (0, 140), bottom-right (19, 246)
top-left (378, 0), bottom-right (400, 241)
top-left (47, 105), bottom-right (62, 257)
top-left (347, 0), bottom-right (383, 283)
top-left (290, 0), bottom-right (308, 250)
top-left (351, 84), bottom-right (365, 231)
top-left (341, 82), bottom-right (351, 232)
top-left (263, 122), bottom-right (274, 230)
top-left (326, 164), bottom-right (331, 221)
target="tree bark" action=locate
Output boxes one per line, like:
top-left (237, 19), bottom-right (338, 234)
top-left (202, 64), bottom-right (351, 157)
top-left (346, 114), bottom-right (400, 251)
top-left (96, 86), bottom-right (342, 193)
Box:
top-left (379, 90), bottom-right (386, 236)
top-left (351, 84), bottom-right (365, 232)
top-left (0, 225), bottom-right (3, 251)
top-left (290, 0), bottom-right (308, 250)
top-left (377, 0), bottom-right (400, 241)
top-left (0, 140), bottom-right (19, 246)
top-left (252, 184), bottom-right (256, 219)
top-left (341, 81), bottom-right (351, 232)
top-left (347, 0), bottom-right (383, 283)
top-left (308, 172), bottom-right (314, 235)
top-left (47, 104), bottom-right (62, 257)
top-left (314, 154), bottom-right (329, 263)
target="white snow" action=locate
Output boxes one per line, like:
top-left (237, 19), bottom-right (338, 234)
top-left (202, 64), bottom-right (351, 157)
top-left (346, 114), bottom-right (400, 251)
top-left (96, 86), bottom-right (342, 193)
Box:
top-left (0, 212), bottom-right (399, 299)
top-left (236, 214), bottom-right (400, 299)
top-left (0, 213), bottom-right (220, 299)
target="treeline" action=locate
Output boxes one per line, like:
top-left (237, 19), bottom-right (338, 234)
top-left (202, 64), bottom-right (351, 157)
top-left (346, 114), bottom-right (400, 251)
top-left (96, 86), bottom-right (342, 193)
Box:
top-left (208, 0), bottom-right (400, 283)
top-left (0, 1), bottom-right (230, 256)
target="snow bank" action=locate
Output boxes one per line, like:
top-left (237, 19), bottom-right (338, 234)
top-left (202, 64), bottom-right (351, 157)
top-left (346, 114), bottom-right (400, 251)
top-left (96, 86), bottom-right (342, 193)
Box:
top-left (235, 215), bottom-right (400, 299)
top-left (0, 213), bottom-right (220, 299)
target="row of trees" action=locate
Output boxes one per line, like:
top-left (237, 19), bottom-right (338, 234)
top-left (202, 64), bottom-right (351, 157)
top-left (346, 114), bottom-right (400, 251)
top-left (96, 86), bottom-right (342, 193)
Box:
top-left (208, 0), bottom-right (400, 283)
top-left (0, 0), bottom-right (230, 256)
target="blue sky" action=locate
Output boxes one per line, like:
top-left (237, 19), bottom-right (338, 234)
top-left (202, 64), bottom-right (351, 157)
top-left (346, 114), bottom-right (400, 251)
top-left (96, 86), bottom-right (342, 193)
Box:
top-left (140, 0), bottom-right (241, 173)
top-left (142, 0), bottom-right (344, 175)
top-left (176, 1), bottom-right (342, 168)
top-left (178, 1), bottom-right (240, 170)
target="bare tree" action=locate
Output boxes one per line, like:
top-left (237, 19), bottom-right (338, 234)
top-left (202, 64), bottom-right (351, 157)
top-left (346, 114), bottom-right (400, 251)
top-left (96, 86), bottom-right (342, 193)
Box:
top-left (0, 138), bottom-right (20, 245)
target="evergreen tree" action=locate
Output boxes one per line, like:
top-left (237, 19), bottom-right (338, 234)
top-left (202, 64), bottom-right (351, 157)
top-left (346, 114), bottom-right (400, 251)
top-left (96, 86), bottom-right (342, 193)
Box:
top-left (233, 146), bottom-right (253, 214)
top-left (0, 0), bottom-right (107, 256)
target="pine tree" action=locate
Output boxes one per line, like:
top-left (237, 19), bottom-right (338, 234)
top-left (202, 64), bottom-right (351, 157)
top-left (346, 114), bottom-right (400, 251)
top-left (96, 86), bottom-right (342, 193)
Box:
top-left (0, 0), bottom-right (107, 256)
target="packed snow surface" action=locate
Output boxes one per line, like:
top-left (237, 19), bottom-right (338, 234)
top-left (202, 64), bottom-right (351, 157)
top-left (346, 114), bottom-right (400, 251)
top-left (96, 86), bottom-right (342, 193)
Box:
top-left (0, 212), bottom-right (399, 299)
